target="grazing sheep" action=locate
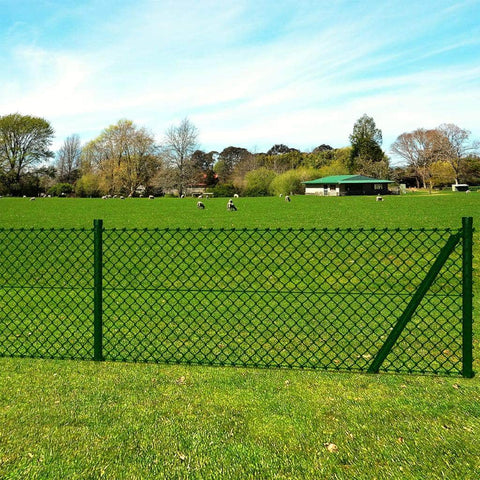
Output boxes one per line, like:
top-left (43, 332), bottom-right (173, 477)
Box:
top-left (180, 194), bottom-right (185, 198)
top-left (120, 195), bottom-right (125, 199)
top-left (197, 201), bottom-right (205, 209)
top-left (285, 195), bottom-right (291, 202)
top-left (234, 193), bottom-right (239, 198)
top-left (376, 194), bottom-right (383, 202)
top-left (149, 195), bottom-right (155, 199)
top-left (30, 197), bottom-right (36, 201)
top-left (227, 199), bottom-right (237, 211)
top-left (279, 193), bottom-right (283, 198)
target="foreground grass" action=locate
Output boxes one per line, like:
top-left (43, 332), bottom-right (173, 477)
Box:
top-left (1, 358), bottom-right (480, 479)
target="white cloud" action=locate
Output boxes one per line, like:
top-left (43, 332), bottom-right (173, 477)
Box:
top-left (0, 0), bottom-right (478, 160)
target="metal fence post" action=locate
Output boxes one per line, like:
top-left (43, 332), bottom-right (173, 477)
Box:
top-left (93, 219), bottom-right (104, 361)
top-left (462, 216), bottom-right (474, 378)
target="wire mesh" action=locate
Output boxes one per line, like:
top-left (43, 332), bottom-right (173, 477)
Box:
top-left (0, 225), bottom-right (468, 375)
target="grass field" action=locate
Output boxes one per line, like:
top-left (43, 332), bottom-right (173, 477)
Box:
top-left (1, 192), bottom-right (479, 479)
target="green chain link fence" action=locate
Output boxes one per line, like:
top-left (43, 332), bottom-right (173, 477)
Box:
top-left (0, 218), bottom-right (474, 376)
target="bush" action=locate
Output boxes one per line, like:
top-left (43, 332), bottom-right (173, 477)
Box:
top-left (47, 183), bottom-right (74, 197)
top-left (269, 168), bottom-right (324, 196)
top-left (75, 174), bottom-right (101, 197)
top-left (243, 168), bottom-right (276, 196)
top-left (208, 183), bottom-right (238, 197)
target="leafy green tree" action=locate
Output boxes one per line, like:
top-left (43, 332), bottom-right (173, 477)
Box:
top-left (75, 173), bottom-right (101, 197)
top-left (459, 155), bottom-right (480, 185)
top-left (47, 183), bottom-right (74, 197)
top-left (81, 119), bottom-right (159, 196)
top-left (348, 114), bottom-right (384, 173)
top-left (0, 113), bottom-right (54, 195)
top-left (215, 146), bottom-right (251, 182)
top-left (269, 167), bottom-right (322, 196)
top-left (243, 168), bottom-right (276, 196)
top-left (266, 144), bottom-right (298, 156)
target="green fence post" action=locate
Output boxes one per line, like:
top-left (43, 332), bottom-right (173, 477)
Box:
top-left (462, 217), bottom-right (474, 378)
top-left (93, 219), bottom-right (104, 361)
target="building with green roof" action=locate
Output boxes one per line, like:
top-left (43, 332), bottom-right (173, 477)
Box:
top-left (302, 175), bottom-right (394, 196)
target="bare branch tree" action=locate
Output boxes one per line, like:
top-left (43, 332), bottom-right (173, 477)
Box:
top-left (56, 134), bottom-right (82, 183)
top-left (437, 124), bottom-right (478, 184)
top-left (391, 129), bottom-right (438, 189)
top-left (162, 118), bottom-right (199, 196)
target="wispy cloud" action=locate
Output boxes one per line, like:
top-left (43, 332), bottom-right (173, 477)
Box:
top-left (0, 0), bottom-right (478, 159)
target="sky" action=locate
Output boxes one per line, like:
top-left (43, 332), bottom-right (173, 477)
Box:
top-left (0, 0), bottom-right (479, 163)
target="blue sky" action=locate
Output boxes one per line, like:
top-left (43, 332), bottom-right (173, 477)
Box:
top-left (1, 0), bottom-right (479, 162)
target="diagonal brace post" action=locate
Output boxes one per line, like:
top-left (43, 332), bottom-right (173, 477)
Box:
top-left (368, 231), bottom-right (462, 374)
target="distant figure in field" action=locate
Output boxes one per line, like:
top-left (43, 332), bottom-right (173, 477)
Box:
top-left (197, 201), bottom-right (205, 209)
top-left (234, 193), bottom-right (239, 198)
top-left (376, 194), bottom-right (383, 201)
top-left (285, 195), bottom-right (291, 202)
top-left (227, 199), bottom-right (237, 211)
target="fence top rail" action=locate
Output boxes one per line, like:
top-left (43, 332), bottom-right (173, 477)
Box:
top-left (0, 225), bottom-right (465, 234)
top-left (0, 227), bottom-right (90, 233)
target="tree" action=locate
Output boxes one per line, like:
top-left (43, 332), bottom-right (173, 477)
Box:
top-left (269, 167), bottom-right (322, 196)
top-left (56, 134), bottom-right (82, 183)
top-left (391, 129), bottom-right (438, 188)
top-left (460, 155), bottom-right (480, 185)
top-left (0, 113), bottom-right (54, 195)
top-left (429, 161), bottom-right (455, 188)
top-left (266, 144), bottom-right (298, 156)
top-left (214, 146), bottom-right (252, 182)
top-left (81, 119), bottom-right (159, 196)
top-left (162, 118), bottom-right (199, 196)
top-left (190, 150), bottom-right (218, 187)
top-left (436, 124), bottom-right (478, 184)
top-left (348, 114), bottom-right (384, 173)
top-left (243, 168), bottom-right (276, 196)
top-left (312, 144), bottom-right (333, 154)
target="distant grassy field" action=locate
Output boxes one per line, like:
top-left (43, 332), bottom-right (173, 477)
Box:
top-left (1, 193), bottom-right (479, 479)
top-left (0, 191), bottom-right (479, 229)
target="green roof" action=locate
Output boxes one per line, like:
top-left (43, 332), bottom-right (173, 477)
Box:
top-left (302, 175), bottom-right (393, 185)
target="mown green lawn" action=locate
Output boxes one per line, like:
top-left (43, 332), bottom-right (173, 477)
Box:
top-left (1, 192), bottom-right (479, 479)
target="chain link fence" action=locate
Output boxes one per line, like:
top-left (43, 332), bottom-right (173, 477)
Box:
top-left (0, 219), bottom-right (474, 376)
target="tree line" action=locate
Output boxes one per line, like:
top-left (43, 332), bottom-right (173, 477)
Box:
top-left (0, 112), bottom-right (478, 197)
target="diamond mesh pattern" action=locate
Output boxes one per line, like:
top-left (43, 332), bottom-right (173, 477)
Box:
top-left (101, 227), bottom-right (466, 375)
top-left (0, 228), bottom-right (92, 359)
top-left (0, 225), bottom-right (468, 374)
